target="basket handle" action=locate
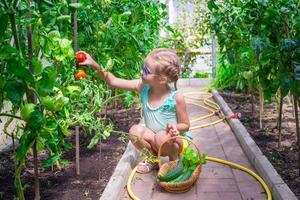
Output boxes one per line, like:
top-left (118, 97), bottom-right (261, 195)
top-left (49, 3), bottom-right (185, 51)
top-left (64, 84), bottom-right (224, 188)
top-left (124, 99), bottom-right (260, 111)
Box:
top-left (157, 136), bottom-right (202, 168)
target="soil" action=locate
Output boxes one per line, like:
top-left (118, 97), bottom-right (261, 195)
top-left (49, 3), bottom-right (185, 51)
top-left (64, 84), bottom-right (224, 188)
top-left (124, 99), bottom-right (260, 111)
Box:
top-left (0, 104), bottom-right (141, 200)
top-left (220, 91), bottom-right (300, 198)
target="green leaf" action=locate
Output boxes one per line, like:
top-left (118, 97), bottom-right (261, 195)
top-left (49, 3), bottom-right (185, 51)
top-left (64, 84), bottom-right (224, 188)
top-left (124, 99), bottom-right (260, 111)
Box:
top-left (16, 132), bottom-right (35, 163)
top-left (208, 1), bottom-right (219, 11)
top-left (87, 133), bottom-right (100, 149)
top-left (63, 142), bottom-right (73, 150)
top-left (281, 76), bottom-right (291, 97)
top-left (4, 80), bottom-right (26, 107)
top-left (57, 15), bottom-right (71, 21)
top-left (295, 66), bottom-right (300, 81)
top-left (281, 39), bottom-right (297, 51)
top-left (257, 0), bottom-right (269, 6)
top-left (6, 58), bottom-right (34, 84)
top-left (124, 91), bottom-right (134, 108)
top-left (32, 58), bottom-right (42, 75)
top-left (41, 154), bottom-right (60, 168)
top-left (37, 67), bottom-right (57, 96)
top-left (251, 37), bottom-right (269, 54)
top-left (0, 46), bottom-right (18, 60)
top-left (0, 13), bottom-right (9, 43)
top-left (60, 125), bottom-right (72, 137)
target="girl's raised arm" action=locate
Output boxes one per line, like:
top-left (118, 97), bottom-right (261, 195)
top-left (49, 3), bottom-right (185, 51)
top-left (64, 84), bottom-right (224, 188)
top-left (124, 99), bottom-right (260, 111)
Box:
top-left (77, 51), bottom-right (144, 92)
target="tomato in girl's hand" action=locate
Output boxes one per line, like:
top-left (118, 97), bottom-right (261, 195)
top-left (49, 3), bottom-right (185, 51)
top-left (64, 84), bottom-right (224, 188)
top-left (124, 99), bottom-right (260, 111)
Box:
top-left (75, 69), bottom-right (87, 80)
top-left (76, 52), bottom-right (87, 63)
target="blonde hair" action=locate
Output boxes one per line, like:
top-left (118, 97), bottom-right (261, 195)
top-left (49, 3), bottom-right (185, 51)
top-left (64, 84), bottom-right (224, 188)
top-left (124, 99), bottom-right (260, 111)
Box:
top-left (145, 48), bottom-right (181, 89)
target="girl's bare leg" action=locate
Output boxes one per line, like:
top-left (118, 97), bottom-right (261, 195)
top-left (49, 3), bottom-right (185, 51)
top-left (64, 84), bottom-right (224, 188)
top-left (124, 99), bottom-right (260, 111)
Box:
top-left (128, 124), bottom-right (156, 155)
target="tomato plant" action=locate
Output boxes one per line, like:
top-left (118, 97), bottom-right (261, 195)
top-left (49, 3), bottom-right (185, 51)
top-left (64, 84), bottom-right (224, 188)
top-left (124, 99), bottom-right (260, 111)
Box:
top-left (207, 0), bottom-right (300, 176)
top-left (0, 0), bottom-right (166, 199)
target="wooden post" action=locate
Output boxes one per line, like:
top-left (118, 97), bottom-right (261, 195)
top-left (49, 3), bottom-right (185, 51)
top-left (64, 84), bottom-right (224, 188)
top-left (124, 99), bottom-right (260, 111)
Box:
top-left (72, 0), bottom-right (80, 176)
top-left (278, 92), bottom-right (283, 148)
top-left (26, 0), bottom-right (40, 199)
top-left (75, 126), bottom-right (80, 175)
top-left (293, 95), bottom-right (300, 176)
top-left (211, 38), bottom-right (217, 78)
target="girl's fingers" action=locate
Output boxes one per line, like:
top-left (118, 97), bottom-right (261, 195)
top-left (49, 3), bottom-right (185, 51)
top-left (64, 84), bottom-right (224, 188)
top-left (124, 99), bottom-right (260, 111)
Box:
top-left (78, 62), bottom-right (88, 66)
top-left (167, 123), bottom-right (172, 129)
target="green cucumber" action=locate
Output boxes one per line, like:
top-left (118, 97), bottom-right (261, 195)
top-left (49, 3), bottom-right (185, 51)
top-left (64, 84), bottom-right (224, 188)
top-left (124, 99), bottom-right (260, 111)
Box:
top-left (158, 157), bottom-right (184, 182)
top-left (170, 169), bottom-right (193, 183)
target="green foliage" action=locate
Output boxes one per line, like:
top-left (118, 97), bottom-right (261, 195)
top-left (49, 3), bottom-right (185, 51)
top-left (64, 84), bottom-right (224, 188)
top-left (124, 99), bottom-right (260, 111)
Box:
top-left (182, 147), bottom-right (200, 172)
top-left (77, 0), bottom-right (166, 79)
top-left (208, 0), bottom-right (300, 99)
top-left (193, 72), bottom-right (210, 78)
top-left (0, 0), bottom-right (165, 198)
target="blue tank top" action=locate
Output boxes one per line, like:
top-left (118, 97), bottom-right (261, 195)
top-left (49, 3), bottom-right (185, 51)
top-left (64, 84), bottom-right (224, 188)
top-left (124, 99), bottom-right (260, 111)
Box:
top-left (140, 84), bottom-right (178, 133)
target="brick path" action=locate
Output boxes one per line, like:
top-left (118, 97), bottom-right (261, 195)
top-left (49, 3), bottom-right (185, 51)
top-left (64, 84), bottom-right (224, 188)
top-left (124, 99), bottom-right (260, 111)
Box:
top-left (120, 85), bottom-right (267, 200)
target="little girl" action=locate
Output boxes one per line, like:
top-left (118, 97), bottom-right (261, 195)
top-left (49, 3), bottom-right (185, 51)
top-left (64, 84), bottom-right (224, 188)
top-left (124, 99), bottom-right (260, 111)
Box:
top-left (77, 48), bottom-right (190, 173)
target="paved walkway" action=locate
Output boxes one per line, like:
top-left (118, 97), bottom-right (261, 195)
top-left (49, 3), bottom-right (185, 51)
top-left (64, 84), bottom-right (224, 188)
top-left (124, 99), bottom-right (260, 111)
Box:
top-left (120, 85), bottom-right (267, 200)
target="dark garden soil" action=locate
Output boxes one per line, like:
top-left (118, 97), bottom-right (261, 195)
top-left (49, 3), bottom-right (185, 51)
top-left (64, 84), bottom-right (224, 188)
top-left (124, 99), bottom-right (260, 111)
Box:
top-left (0, 104), bottom-right (141, 200)
top-left (220, 91), bottom-right (300, 198)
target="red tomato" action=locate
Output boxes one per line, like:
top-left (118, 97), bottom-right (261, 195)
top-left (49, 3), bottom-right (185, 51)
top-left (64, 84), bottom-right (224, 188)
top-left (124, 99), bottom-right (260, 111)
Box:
top-left (75, 69), bottom-right (87, 80)
top-left (76, 53), bottom-right (87, 63)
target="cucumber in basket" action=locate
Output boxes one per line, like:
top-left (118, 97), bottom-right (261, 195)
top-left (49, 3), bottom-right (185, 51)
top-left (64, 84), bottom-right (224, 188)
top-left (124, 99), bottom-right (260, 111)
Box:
top-left (170, 169), bottom-right (194, 183)
top-left (158, 157), bottom-right (184, 182)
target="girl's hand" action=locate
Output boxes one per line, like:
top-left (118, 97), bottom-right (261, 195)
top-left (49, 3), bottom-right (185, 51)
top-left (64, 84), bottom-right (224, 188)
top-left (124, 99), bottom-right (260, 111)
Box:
top-left (166, 123), bottom-right (179, 137)
top-left (76, 51), bottom-right (100, 70)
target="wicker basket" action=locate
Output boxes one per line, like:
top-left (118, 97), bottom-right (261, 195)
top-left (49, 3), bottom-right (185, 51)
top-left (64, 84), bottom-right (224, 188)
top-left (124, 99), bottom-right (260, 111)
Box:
top-left (157, 136), bottom-right (202, 193)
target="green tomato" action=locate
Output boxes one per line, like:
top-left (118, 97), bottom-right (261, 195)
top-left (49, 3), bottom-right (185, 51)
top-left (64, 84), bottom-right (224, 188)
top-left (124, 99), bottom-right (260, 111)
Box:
top-left (66, 85), bottom-right (81, 96)
top-left (42, 96), bottom-right (56, 111)
top-left (53, 97), bottom-right (69, 111)
top-left (21, 103), bottom-right (36, 121)
top-left (42, 96), bottom-right (69, 112)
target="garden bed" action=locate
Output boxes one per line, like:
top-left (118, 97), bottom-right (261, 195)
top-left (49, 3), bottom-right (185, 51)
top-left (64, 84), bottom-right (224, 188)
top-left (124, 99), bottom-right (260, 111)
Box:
top-left (220, 91), bottom-right (300, 198)
top-left (0, 105), bottom-right (140, 200)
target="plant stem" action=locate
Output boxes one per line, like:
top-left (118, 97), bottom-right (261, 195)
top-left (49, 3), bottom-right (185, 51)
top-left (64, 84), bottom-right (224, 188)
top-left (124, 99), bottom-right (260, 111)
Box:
top-left (103, 93), bottom-right (125, 105)
top-left (0, 113), bottom-right (22, 120)
top-left (9, 13), bottom-right (22, 57)
top-left (33, 141), bottom-right (40, 200)
top-left (14, 162), bottom-right (25, 200)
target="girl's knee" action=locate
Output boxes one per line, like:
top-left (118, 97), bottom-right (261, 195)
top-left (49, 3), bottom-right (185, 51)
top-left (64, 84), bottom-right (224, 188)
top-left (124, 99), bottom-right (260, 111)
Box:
top-left (128, 125), bottom-right (143, 141)
top-left (129, 124), bottom-right (143, 133)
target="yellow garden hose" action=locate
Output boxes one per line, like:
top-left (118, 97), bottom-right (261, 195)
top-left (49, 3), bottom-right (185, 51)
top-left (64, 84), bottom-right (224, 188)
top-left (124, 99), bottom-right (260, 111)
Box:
top-left (206, 156), bottom-right (272, 200)
top-left (127, 89), bottom-right (272, 200)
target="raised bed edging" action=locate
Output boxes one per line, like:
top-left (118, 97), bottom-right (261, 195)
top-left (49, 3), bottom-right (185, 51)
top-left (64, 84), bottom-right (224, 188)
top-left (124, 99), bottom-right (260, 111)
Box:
top-left (212, 89), bottom-right (297, 200)
top-left (100, 141), bottom-right (141, 200)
